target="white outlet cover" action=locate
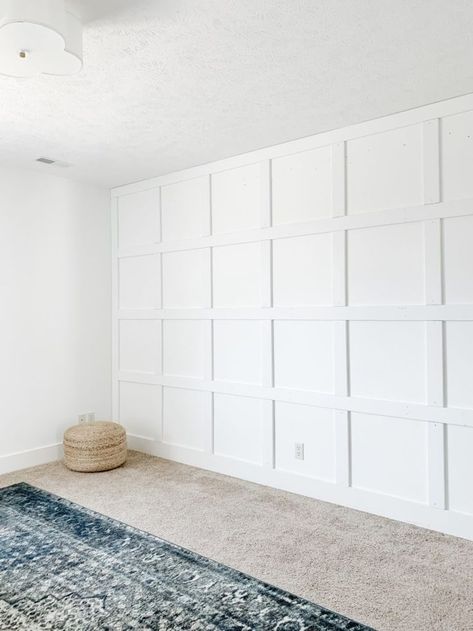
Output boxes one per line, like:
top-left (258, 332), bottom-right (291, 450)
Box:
top-left (295, 442), bottom-right (305, 460)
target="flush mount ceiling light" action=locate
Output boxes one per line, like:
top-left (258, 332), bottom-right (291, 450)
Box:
top-left (0, 0), bottom-right (82, 77)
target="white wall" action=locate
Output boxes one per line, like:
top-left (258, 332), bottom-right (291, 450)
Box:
top-left (112, 93), bottom-right (473, 541)
top-left (0, 167), bottom-right (111, 473)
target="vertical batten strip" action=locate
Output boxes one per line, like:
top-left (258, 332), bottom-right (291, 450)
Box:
top-left (424, 195), bottom-right (447, 506)
top-left (204, 320), bottom-right (214, 381)
top-left (159, 320), bottom-right (164, 376)
top-left (423, 119), bottom-right (441, 205)
top-left (424, 219), bottom-right (443, 305)
top-left (333, 320), bottom-right (350, 486)
top-left (159, 320), bottom-right (165, 442)
top-left (208, 175), bottom-right (215, 310)
top-left (426, 321), bottom-right (446, 509)
top-left (261, 320), bottom-right (274, 388)
top-left (205, 247), bottom-right (213, 309)
top-left (260, 160), bottom-right (272, 228)
top-left (335, 410), bottom-right (351, 487)
top-left (204, 174), bottom-right (212, 236)
top-left (428, 422), bottom-right (446, 508)
top-left (203, 392), bottom-right (214, 455)
top-left (258, 159), bottom-right (274, 469)
top-left (159, 381), bottom-right (165, 444)
top-left (260, 160), bottom-right (273, 310)
top-left (158, 188), bottom-right (164, 310)
top-left (333, 321), bottom-right (349, 396)
top-left (208, 173), bottom-right (214, 235)
top-left (332, 128), bottom-right (350, 484)
top-left (332, 141), bottom-right (347, 217)
top-left (157, 187), bottom-right (165, 444)
top-left (332, 230), bottom-right (347, 306)
top-left (156, 186), bottom-right (163, 243)
top-left (207, 175), bottom-right (215, 456)
top-left (158, 278), bottom-right (165, 451)
top-left (262, 400), bottom-right (276, 469)
top-left (426, 322), bottom-right (445, 407)
top-left (332, 141), bottom-right (347, 305)
top-left (261, 240), bottom-right (273, 308)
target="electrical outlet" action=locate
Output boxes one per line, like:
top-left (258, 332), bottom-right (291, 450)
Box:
top-left (78, 414), bottom-right (88, 424)
top-left (294, 442), bottom-right (305, 461)
top-left (87, 412), bottom-right (96, 423)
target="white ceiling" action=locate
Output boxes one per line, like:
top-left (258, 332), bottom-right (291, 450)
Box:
top-left (1, 0), bottom-right (473, 188)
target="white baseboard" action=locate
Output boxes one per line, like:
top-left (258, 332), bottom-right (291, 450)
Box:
top-left (0, 443), bottom-right (63, 476)
top-left (3, 436), bottom-right (471, 542)
top-left (127, 434), bottom-right (473, 542)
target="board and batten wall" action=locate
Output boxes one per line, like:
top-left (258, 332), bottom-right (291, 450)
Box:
top-left (112, 93), bottom-right (473, 540)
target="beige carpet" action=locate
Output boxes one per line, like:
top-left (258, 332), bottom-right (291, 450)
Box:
top-left (1, 451), bottom-right (472, 631)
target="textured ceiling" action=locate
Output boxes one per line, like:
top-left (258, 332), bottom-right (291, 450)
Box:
top-left (1, 0), bottom-right (473, 188)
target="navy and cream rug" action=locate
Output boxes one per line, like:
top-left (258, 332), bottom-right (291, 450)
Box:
top-left (0, 483), bottom-right (374, 630)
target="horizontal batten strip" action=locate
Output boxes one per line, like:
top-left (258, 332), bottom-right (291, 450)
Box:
top-left (118, 305), bottom-right (473, 321)
top-left (117, 199), bottom-right (473, 259)
top-left (117, 371), bottom-right (473, 429)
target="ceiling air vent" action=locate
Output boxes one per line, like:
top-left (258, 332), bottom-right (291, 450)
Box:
top-left (36, 157), bottom-right (72, 168)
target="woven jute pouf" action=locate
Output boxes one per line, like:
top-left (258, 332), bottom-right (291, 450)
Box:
top-left (63, 421), bottom-right (127, 473)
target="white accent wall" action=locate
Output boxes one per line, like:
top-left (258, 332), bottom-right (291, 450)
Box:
top-left (112, 93), bottom-right (473, 541)
top-left (0, 166), bottom-right (111, 474)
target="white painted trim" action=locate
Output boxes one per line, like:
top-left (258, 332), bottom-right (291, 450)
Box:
top-left (332, 231), bottom-right (347, 306)
top-left (425, 321), bottom-right (447, 510)
top-left (203, 248), bottom-right (213, 309)
top-left (261, 320), bottom-right (274, 388)
top-left (112, 93), bottom-right (473, 196)
top-left (125, 434), bottom-right (473, 542)
top-left (261, 240), bottom-right (273, 308)
top-left (116, 199), bottom-right (473, 259)
top-left (422, 119), bottom-right (441, 204)
top-left (335, 410), bottom-right (350, 487)
top-left (261, 399), bottom-right (275, 469)
top-left (203, 175), bottom-right (212, 237)
top-left (118, 371), bottom-right (473, 429)
top-left (0, 443), bottom-right (63, 476)
top-left (333, 321), bottom-right (349, 396)
top-left (203, 320), bottom-right (213, 381)
top-left (427, 423), bottom-right (447, 510)
top-left (203, 393), bottom-right (214, 455)
top-left (426, 321), bottom-right (445, 407)
top-left (424, 219), bottom-right (443, 305)
top-left (115, 93), bottom-right (473, 543)
top-left (260, 160), bottom-right (272, 228)
top-left (331, 141), bottom-right (346, 217)
top-left (126, 433), bottom-right (156, 455)
top-left (116, 305), bottom-right (473, 321)
top-left (157, 186), bottom-right (163, 242)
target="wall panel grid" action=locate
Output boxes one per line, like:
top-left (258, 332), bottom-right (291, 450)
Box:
top-left (112, 96), bottom-right (473, 541)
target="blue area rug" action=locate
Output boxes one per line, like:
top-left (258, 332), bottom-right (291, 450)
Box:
top-left (0, 483), bottom-right (375, 630)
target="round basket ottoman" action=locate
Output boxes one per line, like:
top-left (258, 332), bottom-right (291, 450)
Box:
top-left (63, 421), bottom-right (127, 472)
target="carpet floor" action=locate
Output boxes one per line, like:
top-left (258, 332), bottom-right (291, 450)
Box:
top-left (0, 451), bottom-right (472, 631)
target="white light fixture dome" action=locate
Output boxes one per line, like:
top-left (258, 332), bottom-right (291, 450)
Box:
top-left (0, 0), bottom-right (82, 77)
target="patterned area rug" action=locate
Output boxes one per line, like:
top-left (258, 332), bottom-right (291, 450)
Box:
top-left (0, 483), bottom-right (375, 630)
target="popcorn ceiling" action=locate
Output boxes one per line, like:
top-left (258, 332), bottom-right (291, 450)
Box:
top-left (1, 0), bottom-right (472, 187)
